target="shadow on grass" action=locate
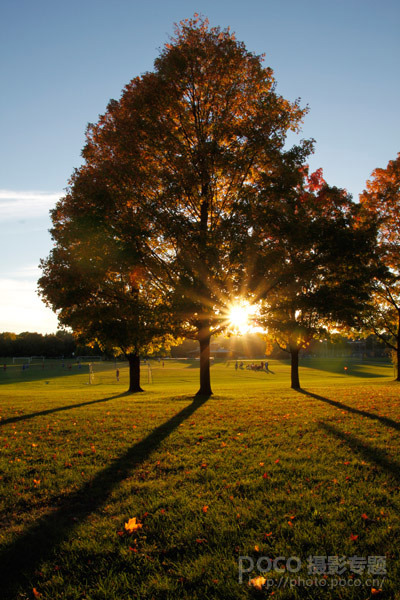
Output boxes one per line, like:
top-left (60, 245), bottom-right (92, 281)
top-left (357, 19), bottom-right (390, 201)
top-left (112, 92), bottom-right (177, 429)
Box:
top-left (298, 389), bottom-right (400, 432)
top-left (0, 392), bottom-right (129, 427)
top-left (319, 420), bottom-right (400, 482)
top-left (0, 395), bottom-right (209, 598)
top-left (0, 363), bottom-right (89, 386)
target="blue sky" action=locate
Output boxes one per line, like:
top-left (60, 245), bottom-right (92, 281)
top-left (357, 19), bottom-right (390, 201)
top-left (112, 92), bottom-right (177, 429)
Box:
top-left (1, 0), bottom-right (399, 333)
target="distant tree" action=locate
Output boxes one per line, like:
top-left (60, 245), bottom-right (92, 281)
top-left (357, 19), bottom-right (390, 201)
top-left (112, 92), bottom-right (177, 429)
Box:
top-left (75, 15), bottom-right (310, 395)
top-left (359, 153), bottom-right (400, 379)
top-left (252, 164), bottom-right (381, 389)
top-left (13, 332), bottom-right (45, 357)
top-left (0, 331), bottom-right (76, 358)
top-left (0, 332), bottom-right (17, 357)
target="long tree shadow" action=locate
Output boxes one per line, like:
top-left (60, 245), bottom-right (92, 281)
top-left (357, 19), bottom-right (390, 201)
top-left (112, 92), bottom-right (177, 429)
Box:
top-left (0, 364), bottom-right (89, 386)
top-left (0, 392), bottom-right (129, 427)
top-left (318, 421), bottom-right (400, 482)
top-left (0, 395), bottom-right (209, 598)
top-left (297, 389), bottom-right (400, 432)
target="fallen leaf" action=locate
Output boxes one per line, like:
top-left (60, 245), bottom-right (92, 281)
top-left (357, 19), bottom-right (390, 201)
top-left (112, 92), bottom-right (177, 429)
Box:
top-left (249, 576), bottom-right (266, 590)
top-left (124, 518), bottom-right (143, 533)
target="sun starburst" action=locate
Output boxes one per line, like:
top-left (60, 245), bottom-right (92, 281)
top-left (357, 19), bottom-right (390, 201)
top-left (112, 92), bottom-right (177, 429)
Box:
top-left (227, 301), bottom-right (256, 334)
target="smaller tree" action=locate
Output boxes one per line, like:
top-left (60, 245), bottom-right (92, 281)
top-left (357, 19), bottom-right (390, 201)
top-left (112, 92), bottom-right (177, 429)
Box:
top-left (38, 171), bottom-right (177, 393)
top-left (252, 165), bottom-right (380, 389)
top-left (359, 153), bottom-right (400, 379)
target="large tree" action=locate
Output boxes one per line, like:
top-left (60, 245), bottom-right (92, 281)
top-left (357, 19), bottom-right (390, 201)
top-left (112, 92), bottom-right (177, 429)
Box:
top-left (51, 15), bottom-right (310, 396)
top-left (359, 153), bottom-right (400, 379)
top-left (250, 164), bottom-right (380, 389)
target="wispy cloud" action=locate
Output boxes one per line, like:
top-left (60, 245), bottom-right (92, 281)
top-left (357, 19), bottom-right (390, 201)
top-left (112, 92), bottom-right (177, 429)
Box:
top-left (0, 190), bottom-right (62, 221)
top-left (2, 265), bottom-right (42, 281)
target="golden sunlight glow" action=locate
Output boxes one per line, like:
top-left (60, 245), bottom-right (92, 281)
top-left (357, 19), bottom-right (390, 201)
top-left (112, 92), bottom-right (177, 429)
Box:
top-left (227, 301), bottom-right (255, 334)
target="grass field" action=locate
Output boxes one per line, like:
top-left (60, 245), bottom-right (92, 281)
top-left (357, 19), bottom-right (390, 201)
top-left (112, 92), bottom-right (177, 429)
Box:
top-left (0, 358), bottom-right (399, 599)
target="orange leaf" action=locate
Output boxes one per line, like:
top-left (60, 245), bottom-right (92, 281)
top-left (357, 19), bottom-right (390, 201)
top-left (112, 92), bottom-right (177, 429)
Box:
top-left (249, 576), bottom-right (266, 590)
top-left (124, 517), bottom-right (143, 533)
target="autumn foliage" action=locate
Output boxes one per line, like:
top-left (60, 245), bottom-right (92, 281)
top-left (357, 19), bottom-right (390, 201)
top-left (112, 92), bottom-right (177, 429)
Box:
top-left (39, 15), bottom-right (388, 392)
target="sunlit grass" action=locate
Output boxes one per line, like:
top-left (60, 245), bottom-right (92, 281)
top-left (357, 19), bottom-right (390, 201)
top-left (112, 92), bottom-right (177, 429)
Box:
top-left (0, 358), bottom-right (399, 599)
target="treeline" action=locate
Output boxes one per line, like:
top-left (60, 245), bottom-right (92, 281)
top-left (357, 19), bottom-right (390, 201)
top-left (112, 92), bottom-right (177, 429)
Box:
top-left (0, 330), bottom-right (388, 361)
top-left (0, 331), bottom-right (101, 358)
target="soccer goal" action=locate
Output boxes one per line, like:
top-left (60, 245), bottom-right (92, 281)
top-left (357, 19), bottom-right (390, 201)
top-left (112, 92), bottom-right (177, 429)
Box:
top-left (12, 357), bottom-right (31, 364)
top-left (76, 356), bottom-right (103, 362)
top-left (30, 356), bottom-right (45, 363)
top-left (85, 360), bottom-right (128, 385)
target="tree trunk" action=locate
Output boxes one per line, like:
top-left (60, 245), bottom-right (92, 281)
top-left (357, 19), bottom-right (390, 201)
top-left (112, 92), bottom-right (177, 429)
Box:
top-left (127, 353), bottom-right (144, 393)
top-left (396, 343), bottom-right (400, 382)
top-left (290, 347), bottom-right (301, 389)
top-left (196, 325), bottom-right (213, 396)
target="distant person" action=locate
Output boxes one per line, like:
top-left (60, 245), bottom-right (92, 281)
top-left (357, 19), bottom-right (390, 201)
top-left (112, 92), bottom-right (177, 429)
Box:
top-left (116, 368), bottom-right (120, 382)
top-left (235, 361), bottom-right (238, 371)
top-left (264, 361), bottom-right (270, 373)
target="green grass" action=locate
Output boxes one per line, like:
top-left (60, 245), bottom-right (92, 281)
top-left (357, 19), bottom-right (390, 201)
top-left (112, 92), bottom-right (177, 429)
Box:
top-left (0, 358), bottom-right (399, 599)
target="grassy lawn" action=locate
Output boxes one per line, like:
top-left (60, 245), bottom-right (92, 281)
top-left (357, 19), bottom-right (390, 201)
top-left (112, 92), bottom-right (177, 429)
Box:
top-left (0, 358), bottom-right (399, 599)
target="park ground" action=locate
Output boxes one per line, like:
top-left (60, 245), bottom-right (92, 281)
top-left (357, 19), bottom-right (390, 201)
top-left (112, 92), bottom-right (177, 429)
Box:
top-left (0, 358), bottom-right (399, 599)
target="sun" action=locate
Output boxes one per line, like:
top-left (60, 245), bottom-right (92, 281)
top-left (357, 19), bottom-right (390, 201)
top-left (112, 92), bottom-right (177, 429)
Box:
top-left (227, 301), bottom-right (254, 334)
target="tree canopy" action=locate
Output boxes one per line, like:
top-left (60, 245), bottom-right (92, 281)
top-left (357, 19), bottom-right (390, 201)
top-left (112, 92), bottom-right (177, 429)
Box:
top-left (249, 164), bottom-right (380, 388)
top-left (39, 15), bottom-right (311, 395)
top-left (39, 171), bottom-right (177, 392)
top-left (38, 15), bottom-right (385, 393)
top-left (359, 153), bottom-right (400, 379)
